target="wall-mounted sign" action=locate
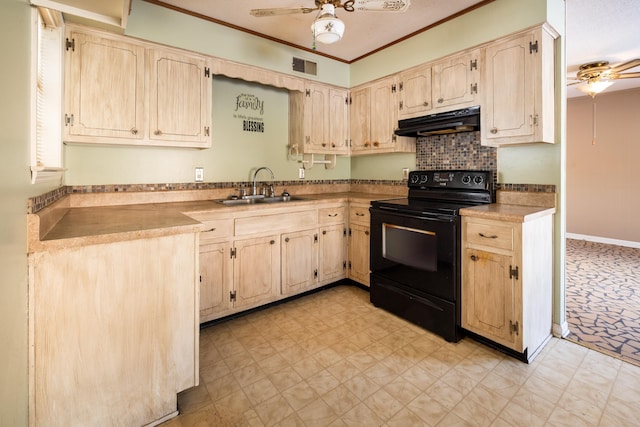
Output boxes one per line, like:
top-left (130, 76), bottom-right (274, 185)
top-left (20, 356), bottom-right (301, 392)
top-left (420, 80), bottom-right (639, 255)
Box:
top-left (234, 93), bottom-right (265, 133)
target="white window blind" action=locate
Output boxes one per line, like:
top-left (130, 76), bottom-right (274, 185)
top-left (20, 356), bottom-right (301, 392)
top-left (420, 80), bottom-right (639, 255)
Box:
top-left (31, 7), bottom-right (64, 184)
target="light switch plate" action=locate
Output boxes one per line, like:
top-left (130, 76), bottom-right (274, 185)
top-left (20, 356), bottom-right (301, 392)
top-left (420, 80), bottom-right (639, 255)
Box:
top-left (402, 168), bottom-right (409, 179)
top-left (299, 167), bottom-right (305, 179)
top-left (195, 167), bottom-right (204, 182)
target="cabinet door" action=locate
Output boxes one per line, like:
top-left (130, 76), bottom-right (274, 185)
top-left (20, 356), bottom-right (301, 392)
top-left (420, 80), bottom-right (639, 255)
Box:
top-left (199, 241), bottom-right (233, 322)
top-left (483, 32), bottom-right (536, 143)
top-left (349, 224), bottom-right (370, 286)
top-left (349, 86), bottom-right (371, 153)
top-left (432, 50), bottom-right (479, 111)
top-left (328, 88), bottom-right (349, 154)
top-left (281, 229), bottom-right (318, 295)
top-left (234, 236), bottom-right (279, 309)
top-left (305, 83), bottom-right (330, 152)
top-left (370, 78), bottom-right (397, 150)
top-left (462, 248), bottom-right (520, 350)
top-left (319, 225), bottom-right (347, 283)
top-left (64, 29), bottom-right (145, 142)
top-left (398, 65), bottom-right (432, 120)
top-left (148, 49), bottom-right (212, 147)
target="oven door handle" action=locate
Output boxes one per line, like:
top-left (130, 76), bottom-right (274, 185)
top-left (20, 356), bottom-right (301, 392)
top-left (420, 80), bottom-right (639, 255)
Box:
top-left (371, 206), bottom-right (455, 222)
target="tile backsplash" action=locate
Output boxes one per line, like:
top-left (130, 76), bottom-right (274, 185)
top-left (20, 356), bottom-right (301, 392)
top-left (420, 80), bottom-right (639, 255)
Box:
top-left (415, 131), bottom-right (497, 172)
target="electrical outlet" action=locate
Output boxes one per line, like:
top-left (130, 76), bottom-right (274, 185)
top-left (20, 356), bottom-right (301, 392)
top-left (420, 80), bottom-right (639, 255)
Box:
top-left (402, 168), bottom-right (409, 179)
top-left (195, 167), bottom-right (204, 182)
top-left (299, 167), bottom-right (305, 179)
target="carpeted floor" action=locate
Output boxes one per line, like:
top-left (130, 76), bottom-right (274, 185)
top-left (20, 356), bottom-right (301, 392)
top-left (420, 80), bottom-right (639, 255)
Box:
top-left (565, 238), bottom-right (640, 366)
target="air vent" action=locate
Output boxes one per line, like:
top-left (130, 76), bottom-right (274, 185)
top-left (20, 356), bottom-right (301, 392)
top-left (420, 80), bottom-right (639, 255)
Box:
top-left (292, 57), bottom-right (317, 76)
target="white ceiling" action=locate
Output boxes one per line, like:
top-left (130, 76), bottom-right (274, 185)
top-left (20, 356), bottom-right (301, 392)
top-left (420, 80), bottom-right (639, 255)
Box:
top-left (145, 0), bottom-right (490, 62)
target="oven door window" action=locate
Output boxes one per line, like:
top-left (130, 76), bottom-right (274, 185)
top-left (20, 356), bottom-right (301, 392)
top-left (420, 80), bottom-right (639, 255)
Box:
top-left (382, 224), bottom-right (437, 272)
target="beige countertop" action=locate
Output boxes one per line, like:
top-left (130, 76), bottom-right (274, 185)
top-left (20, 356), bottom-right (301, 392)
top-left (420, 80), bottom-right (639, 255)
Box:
top-left (460, 203), bottom-right (556, 222)
top-left (28, 192), bottom-right (398, 252)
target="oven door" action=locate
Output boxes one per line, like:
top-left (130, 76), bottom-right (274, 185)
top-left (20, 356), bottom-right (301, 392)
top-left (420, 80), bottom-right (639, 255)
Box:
top-left (369, 207), bottom-right (459, 301)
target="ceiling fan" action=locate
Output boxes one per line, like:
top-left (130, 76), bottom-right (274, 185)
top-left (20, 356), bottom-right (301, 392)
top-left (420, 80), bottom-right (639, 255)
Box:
top-left (568, 58), bottom-right (640, 145)
top-left (568, 59), bottom-right (640, 97)
top-left (250, 0), bottom-right (411, 45)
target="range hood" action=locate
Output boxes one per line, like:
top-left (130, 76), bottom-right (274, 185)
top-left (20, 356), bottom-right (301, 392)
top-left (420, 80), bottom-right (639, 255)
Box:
top-left (395, 106), bottom-right (480, 137)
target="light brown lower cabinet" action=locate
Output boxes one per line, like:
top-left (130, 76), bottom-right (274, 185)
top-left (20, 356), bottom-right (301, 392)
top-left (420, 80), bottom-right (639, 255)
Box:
top-left (461, 212), bottom-right (553, 362)
top-left (28, 233), bottom-right (199, 426)
top-left (348, 202), bottom-right (371, 286)
top-left (198, 203), bottom-right (347, 323)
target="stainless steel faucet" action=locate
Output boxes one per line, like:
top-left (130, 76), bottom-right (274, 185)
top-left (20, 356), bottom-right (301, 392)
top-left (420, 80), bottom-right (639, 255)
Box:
top-left (252, 166), bottom-right (274, 197)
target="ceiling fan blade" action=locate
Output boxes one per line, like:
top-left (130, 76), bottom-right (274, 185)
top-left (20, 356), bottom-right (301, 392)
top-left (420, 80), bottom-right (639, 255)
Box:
top-left (614, 72), bottom-right (640, 79)
top-left (567, 81), bottom-right (581, 86)
top-left (610, 59), bottom-right (640, 73)
top-left (250, 7), bottom-right (317, 17)
top-left (348, 0), bottom-right (411, 12)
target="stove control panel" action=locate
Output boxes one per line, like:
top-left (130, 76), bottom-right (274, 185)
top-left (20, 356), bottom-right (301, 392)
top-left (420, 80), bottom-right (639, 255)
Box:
top-left (408, 170), bottom-right (491, 191)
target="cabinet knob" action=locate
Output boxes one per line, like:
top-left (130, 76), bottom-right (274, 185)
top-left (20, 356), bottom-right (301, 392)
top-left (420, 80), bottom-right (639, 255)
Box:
top-left (355, 212), bottom-right (365, 216)
top-left (365, 230), bottom-right (370, 236)
top-left (373, 142), bottom-right (379, 147)
top-left (364, 142), bottom-right (370, 147)
top-left (331, 143), bottom-right (336, 148)
top-left (270, 240), bottom-right (275, 245)
top-left (322, 230), bottom-right (327, 235)
top-left (423, 101), bottom-right (429, 107)
top-left (154, 129), bottom-right (162, 136)
top-left (470, 255), bottom-right (478, 261)
top-left (490, 128), bottom-right (498, 134)
top-left (479, 233), bottom-right (498, 239)
top-left (284, 237), bottom-right (290, 243)
top-left (131, 128), bottom-right (138, 135)
top-left (437, 98), bottom-right (444, 104)
top-left (322, 143), bottom-right (327, 147)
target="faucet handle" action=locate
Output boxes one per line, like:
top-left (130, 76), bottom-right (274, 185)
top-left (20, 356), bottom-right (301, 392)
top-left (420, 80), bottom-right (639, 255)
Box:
top-left (269, 184), bottom-right (275, 198)
top-left (239, 188), bottom-right (247, 198)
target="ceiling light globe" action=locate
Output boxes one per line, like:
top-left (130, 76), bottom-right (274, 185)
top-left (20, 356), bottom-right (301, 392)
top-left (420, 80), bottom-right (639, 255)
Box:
top-left (311, 3), bottom-right (345, 44)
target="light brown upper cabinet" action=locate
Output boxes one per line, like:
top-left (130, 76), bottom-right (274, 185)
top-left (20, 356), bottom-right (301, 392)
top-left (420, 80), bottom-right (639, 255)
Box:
top-left (290, 82), bottom-right (349, 155)
top-left (431, 49), bottom-right (480, 112)
top-left (397, 64), bottom-right (432, 120)
top-left (64, 25), bottom-right (212, 148)
top-left (481, 25), bottom-right (557, 146)
top-left (350, 77), bottom-right (415, 156)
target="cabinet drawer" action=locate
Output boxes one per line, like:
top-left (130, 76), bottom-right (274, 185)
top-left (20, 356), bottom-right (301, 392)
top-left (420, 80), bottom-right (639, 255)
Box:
top-left (466, 221), bottom-right (514, 251)
top-left (349, 206), bottom-right (370, 225)
top-left (199, 219), bottom-right (233, 242)
top-left (235, 210), bottom-right (316, 236)
top-left (318, 206), bottom-right (346, 224)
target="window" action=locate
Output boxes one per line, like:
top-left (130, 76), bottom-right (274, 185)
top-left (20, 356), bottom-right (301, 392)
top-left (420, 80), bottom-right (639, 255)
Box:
top-left (31, 7), bottom-right (64, 184)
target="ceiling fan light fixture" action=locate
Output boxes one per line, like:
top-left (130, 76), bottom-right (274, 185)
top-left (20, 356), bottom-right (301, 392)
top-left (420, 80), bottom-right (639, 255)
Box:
top-left (311, 3), bottom-right (345, 44)
top-left (577, 79), bottom-right (614, 97)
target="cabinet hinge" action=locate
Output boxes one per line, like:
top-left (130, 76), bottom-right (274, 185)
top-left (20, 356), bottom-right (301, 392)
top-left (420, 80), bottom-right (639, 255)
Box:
top-left (65, 38), bottom-right (75, 52)
top-left (343, 228), bottom-right (347, 236)
top-left (64, 114), bottom-right (74, 126)
top-left (529, 40), bottom-right (539, 54)
top-left (199, 275), bottom-right (202, 283)
top-left (204, 126), bottom-right (210, 136)
top-left (509, 265), bottom-right (519, 280)
top-left (470, 83), bottom-right (478, 94)
top-left (343, 260), bottom-right (347, 270)
top-left (348, 228), bottom-right (352, 237)
top-left (230, 290), bottom-right (237, 302)
top-left (470, 58), bottom-right (478, 71)
top-left (204, 67), bottom-right (210, 78)
top-left (399, 100), bottom-right (404, 110)
top-left (399, 82), bottom-right (404, 91)
top-left (230, 248), bottom-right (236, 259)
top-left (314, 233), bottom-right (318, 242)
top-left (509, 320), bottom-right (520, 335)
top-left (392, 134), bottom-right (397, 142)
top-left (345, 97), bottom-right (349, 105)
top-left (348, 261), bottom-right (352, 270)
top-left (314, 269), bottom-right (318, 278)
top-left (391, 83), bottom-right (397, 93)
top-left (305, 89), bottom-right (311, 97)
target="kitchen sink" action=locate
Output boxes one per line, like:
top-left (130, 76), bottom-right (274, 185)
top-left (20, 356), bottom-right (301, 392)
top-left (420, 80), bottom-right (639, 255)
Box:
top-left (215, 195), bottom-right (308, 206)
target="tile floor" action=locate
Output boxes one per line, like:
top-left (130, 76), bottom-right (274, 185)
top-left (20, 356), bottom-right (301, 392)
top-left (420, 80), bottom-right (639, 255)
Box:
top-left (162, 285), bottom-right (640, 426)
top-left (565, 239), bottom-right (640, 366)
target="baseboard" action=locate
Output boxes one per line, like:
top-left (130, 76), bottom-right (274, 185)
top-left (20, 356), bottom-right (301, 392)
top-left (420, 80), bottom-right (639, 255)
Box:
top-left (566, 233), bottom-right (640, 249)
top-left (553, 321), bottom-right (570, 338)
